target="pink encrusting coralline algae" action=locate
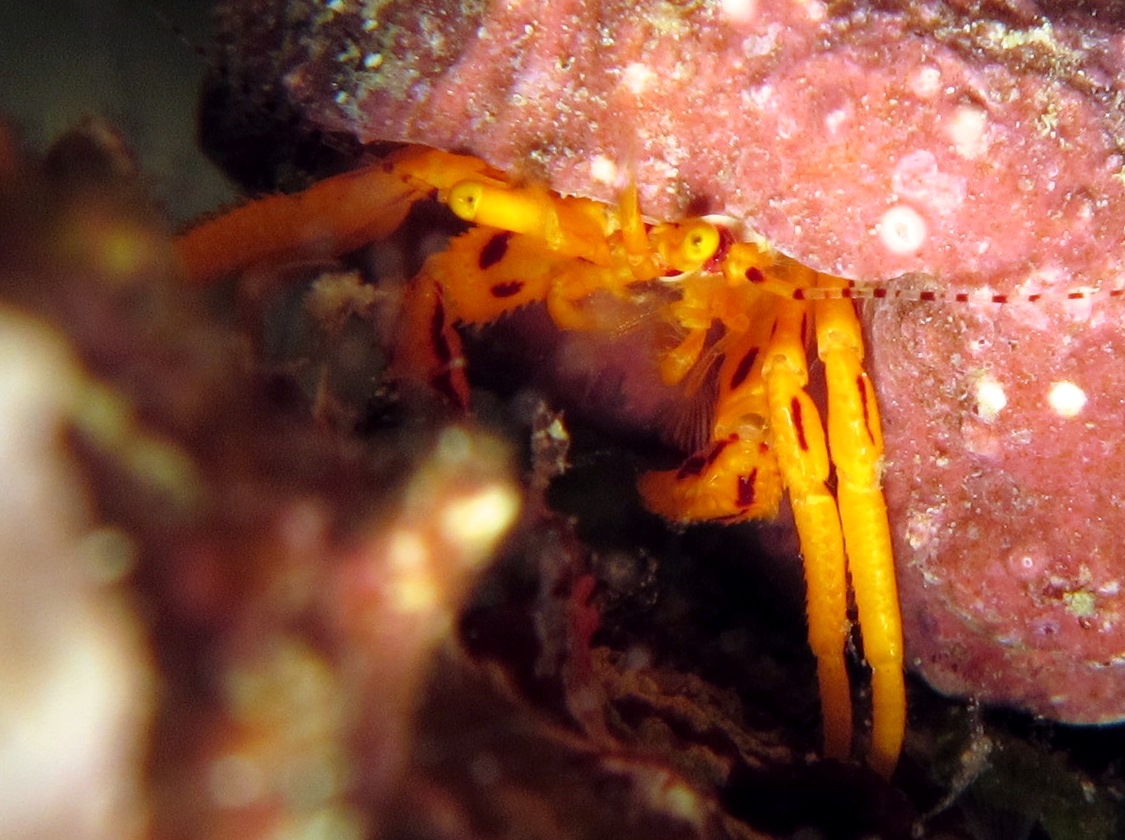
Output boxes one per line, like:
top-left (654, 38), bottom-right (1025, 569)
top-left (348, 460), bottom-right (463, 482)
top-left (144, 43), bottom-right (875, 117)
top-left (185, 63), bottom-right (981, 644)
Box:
top-left (213, 0), bottom-right (1125, 722)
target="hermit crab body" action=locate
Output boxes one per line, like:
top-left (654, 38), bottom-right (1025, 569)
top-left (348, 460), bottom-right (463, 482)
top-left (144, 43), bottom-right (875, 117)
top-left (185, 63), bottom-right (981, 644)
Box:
top-left (194, 0), bottom-right (1125, 778)
top-left (177, 144), bottom-right (906, 776)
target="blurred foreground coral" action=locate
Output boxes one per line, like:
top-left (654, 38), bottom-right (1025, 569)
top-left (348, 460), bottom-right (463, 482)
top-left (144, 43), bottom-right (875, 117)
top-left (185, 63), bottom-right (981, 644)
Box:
top-left (0, 119), bottom-right (522, 840)
top-left (0, 119), bottom-right (809, 840)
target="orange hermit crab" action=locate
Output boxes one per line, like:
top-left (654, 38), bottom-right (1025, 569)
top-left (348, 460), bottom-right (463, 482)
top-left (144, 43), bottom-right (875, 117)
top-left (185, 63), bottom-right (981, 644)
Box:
top-left (176, 143), bottom-right (905, 777)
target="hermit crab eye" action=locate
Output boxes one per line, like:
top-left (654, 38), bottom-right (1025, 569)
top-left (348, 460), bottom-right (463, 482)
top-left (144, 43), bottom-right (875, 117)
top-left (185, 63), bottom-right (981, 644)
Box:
top-left (681, 221), bottom-right (719, 264)
top-left (448, 181), bottom-right (484, 222)
top-left (657, 219), bottom-right (721, 272)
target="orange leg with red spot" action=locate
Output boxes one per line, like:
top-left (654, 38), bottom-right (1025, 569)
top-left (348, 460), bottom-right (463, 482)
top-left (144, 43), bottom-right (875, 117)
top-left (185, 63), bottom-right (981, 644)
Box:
top-left (641, 250), bottom-right (903, 774)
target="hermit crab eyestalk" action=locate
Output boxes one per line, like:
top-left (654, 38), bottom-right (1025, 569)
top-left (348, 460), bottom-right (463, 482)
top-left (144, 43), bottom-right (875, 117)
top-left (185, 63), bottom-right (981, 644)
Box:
top-left (443, 179), bottom-right (611, 263)
top-left (446, 179), bottom-right (553, 238)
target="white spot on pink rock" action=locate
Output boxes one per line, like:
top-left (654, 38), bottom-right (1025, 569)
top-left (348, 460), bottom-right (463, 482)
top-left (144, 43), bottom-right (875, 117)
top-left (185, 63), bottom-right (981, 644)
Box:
top-left (824, 107), bottom-right (849, 135)
top-left (948, 104), bottom-right (989, 159)
top-left (719, 0), bottom-right (756, 24)
top-left (904, 509), bottom-right (939, 551)
top-left (892, 150), bottom-right (966, 213)
top-left (1047, 380), bottom-right (1087, 417)
top-left (973, 374), bottom-right (1007, 423)
top-left (1007, 544), bottom-right (1051, 581)
top-left (877, 204), bottom-right (927, 255)
top-left (589, 154), bottom-right (619, 185)
top-left (909, 64), bottom-right (942, 98)
top-left (622, 62), bottom-right (656, 95)
top-left (800, 0), bottom-right (827, 21)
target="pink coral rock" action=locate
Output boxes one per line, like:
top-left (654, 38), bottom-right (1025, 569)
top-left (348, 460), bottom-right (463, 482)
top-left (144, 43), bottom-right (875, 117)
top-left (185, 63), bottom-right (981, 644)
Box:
top-left (871, 293), bottom-right (1125, 722)
top-left (212, 0), bottom-right (1125, 721)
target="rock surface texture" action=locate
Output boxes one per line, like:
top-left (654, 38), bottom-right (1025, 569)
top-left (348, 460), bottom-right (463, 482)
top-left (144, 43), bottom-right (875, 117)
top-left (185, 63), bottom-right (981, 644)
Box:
top-left (213, 0), bottom-right (1125, 722)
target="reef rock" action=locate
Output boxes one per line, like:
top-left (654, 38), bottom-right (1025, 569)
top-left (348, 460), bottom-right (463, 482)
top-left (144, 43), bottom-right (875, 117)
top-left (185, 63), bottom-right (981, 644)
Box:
top-left (871, 292), bottom-right (1125, 723)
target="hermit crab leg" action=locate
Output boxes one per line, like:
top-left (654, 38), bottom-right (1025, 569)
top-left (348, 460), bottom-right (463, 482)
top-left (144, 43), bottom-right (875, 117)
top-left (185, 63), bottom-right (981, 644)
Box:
top-left (815, 280), bottom-right (905, 779)
top-left (636, 277), bottom-right (786, 524)
top-left (761, 292), bottom-right (854, 762)
top-left (176, 147), bottom-right (500, 284)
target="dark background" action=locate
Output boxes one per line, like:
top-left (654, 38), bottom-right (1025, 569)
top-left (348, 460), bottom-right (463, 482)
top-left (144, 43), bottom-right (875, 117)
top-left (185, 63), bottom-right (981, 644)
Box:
top-left (0, 0), bottom-right (234, 222)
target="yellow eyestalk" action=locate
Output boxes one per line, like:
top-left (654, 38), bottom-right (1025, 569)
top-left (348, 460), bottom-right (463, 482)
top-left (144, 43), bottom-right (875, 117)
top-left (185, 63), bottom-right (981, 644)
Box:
top-left (446, 179), bottom-right (611, 264)
top-left (447, 180), bottom-right (548, 233)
